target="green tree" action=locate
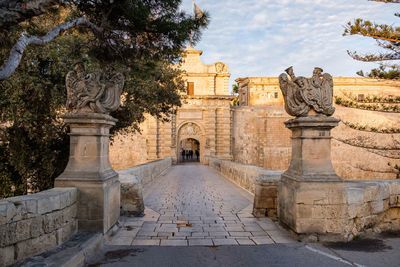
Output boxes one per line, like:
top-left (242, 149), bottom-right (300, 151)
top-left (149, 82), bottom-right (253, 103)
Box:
top-left (344, 0), bottom-right (400, 79)
top-left (232, 83), bottom-right (239, 106)
top-left (0, 2), bottom-right (209, 198)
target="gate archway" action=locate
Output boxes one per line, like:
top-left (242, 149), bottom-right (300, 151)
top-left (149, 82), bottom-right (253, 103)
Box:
top-left (177, 122), bottom-right (205, 163)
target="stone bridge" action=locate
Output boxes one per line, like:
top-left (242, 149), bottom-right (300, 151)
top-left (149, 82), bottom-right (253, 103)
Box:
top-left (1, 100), bottom-right (400, 266)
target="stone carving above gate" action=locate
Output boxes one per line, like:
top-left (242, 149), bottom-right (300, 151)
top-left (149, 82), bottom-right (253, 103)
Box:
top-left (179, 122), bottom-right (202, 138)
top-left (65, 62), bottom-right (124, 114)
top-left (215, 62), bottom-right (229, 73)
top-left (279, 66), bottom-right (335, 117)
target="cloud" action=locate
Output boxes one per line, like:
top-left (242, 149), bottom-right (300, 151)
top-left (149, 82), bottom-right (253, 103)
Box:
top-left (181, 0), bottom-right (398, 87)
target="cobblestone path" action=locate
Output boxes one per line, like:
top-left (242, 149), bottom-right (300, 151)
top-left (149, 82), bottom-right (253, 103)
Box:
top-left (106, 163), bottom-right (295, 246)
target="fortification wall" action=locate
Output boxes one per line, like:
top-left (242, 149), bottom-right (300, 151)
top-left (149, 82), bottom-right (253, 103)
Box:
top-left (0, 188), bottom-right (78, 266)
top-left (232, 106), bottom-right (292, 171)
top-left (231, 105), bottom-right (400, 180)
top-left (109, 128), bottom-right (148, 171)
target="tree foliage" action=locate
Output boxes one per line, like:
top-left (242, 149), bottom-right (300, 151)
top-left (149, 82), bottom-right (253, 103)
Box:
top-left (344, 0), bottom-right (400, 79)
top-left (0, 1), bottom-right (208, 198)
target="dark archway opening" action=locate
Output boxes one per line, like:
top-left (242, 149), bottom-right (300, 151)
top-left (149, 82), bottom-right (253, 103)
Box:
top-left (179, 138), bottom-right (200, 163)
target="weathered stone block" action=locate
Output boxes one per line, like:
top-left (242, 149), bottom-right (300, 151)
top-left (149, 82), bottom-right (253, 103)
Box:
top-left (357, 203), bottom-right (372, 218)
top-left (389, 182), bottom-right (400, 195)
top-left (296, 190), bottom-right (327, 205)
top-left (389, 195), bottom-right (398, 206)
top-left (296, 204), bottom-right (312, 218)
top-left (0, 222), bottom-right (17, 247)
top-left (325, 219), bottom-right (345, 234)
top-left (312, 205), bottom-right (346, 219)
top-left (364, 184), bottom-right (380, 202)
top-left (120, 175), bottom-right (144, 216)
top-left (0, 201), bottom-right (8, 225)
top-left (15, 232), bottom-right (57, 261)
top-left (347, 204), bottom-right (358, 219)
top-left (371, 201), bottom-right (384, 214)
top-left (346, 187), bottom-right (364, 205)
top-left (30, 216), bottom-right (43, 238)
top-left (296, 218), bottom-right (326, 233)
top-left (0, 245), bottom-right (14, 267)
top-left (16, 219), bottom-right (31, 243)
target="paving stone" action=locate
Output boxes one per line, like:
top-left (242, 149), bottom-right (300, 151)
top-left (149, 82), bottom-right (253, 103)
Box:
top-left (212, 238), bottom-right (238, 246)
top-left (157, 232), bottom-right (173, 237)
top-left (160, 240), bottom-right (188, 246)
top-left (236, 238), bottom-right (256, 246)
top-left (188, 239), bottom-right (213, 246)
top-left (244, 225), bottom-right (263, 232)
top-left (250, 231), bottom-right (269, 236)
top-left (123, 164), bottom-right (291, 247)
top-left (225, 226), bottom-right (243, 232)
top-left (192, 232), bottom-right (209, 237)
top-left (267, 230), bottom-right (295, 243)
top-left (251, 237), bottom-right (274, 245)
top-left (208, 231), bottom-right (229, 237)
top-left (132, 239), bottom-right (160, 246)
top-left (229, 231), bottom-right (252, 237)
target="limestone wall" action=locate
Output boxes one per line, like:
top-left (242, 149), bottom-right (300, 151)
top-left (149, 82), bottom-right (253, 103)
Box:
top-left (0, 188), bottom-right (78, 266)
top-left (237, 76), bottom-right (400, 108)
top-left (232, 106), bottom-right (292, 171)
top-left (110, 123), bottom-right (149, 171)
top-left (206, 156), bottom-right (281, 217)
top-left (332, 107), bottom-right (400, 179)
top-left (231, 105), bottom-right (400, 180)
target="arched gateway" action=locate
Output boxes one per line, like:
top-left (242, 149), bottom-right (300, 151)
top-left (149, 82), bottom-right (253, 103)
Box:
top-left (177, 122), bottom-right (205, 163)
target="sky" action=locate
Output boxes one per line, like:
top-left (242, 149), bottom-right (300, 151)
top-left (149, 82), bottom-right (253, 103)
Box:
top-left (179, 0), bottom-right (398, 87)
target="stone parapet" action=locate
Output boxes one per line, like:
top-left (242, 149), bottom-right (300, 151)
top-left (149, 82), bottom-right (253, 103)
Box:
top-left (118, 158), bottom-right (172, 216)
top-left (279, 177), bottom-right (400, 241)
top-left (205, 156), bottom-right (282, 217)
top-left (0, 188), bottom-right (78, 266)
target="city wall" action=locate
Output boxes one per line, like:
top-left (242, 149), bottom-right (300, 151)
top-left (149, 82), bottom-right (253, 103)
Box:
top-left (231, 105), bottom-right (400, 180)
top-left (0, 188), bottom-right (78, 266)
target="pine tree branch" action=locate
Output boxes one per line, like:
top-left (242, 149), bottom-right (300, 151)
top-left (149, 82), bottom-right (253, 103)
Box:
top-left (344, 19), bottom-right (400, 43)
top-left (347, 50), bottom-right (400, 61)
top-left (0, 16), bottom-right (103, 81)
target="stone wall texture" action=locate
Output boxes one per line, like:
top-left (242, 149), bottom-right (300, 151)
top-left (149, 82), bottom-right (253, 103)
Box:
top-left (0, 188), bottom-right (78, 266)
top-left (206, 156), bottom-right (281, 217)
top-left (279, 178), bottom-right (400, 241)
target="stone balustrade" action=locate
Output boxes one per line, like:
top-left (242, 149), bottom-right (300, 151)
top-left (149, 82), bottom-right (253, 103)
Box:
top-left (118, 157), bottom-right (172, 216)
top-left (0, 188), bottom-right (78, 266)
top-left (205, 156), bottom-right (282, 217)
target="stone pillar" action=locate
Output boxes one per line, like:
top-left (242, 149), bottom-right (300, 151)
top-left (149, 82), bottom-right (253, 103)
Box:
top-left (55, 113), bottom-right (120, 234)
top-left (278, 115), bottom-right (346, 240)
top-left (282, 116), bottom-right (340, 182)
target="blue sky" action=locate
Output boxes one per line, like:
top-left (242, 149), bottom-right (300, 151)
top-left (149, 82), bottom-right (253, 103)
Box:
top-left (180, 0), bottom-right (398, 86)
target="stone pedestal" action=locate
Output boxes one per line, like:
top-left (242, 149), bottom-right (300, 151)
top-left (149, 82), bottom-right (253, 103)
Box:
top-left (278, 115), bottom-right (345, 240)
top-left (55, 113), bottom-right (120, 234)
